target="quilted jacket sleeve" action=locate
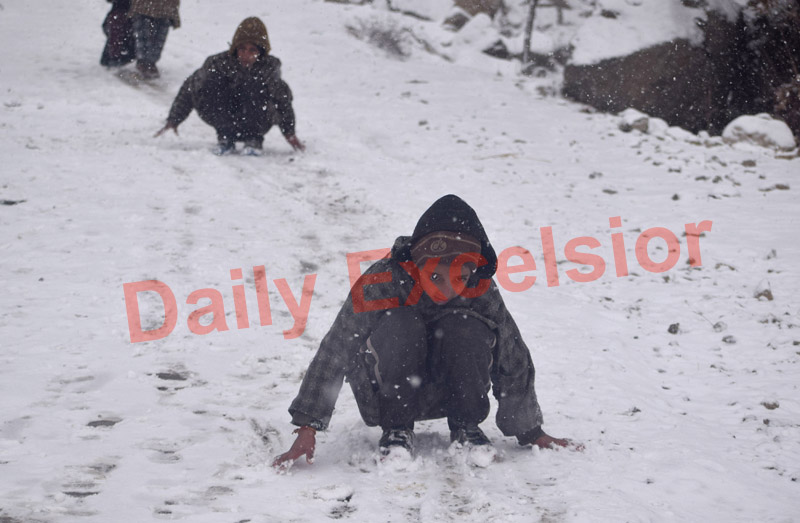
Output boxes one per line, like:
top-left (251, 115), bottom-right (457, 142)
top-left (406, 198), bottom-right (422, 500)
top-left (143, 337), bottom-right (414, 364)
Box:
top-left (484, 284), bottom-right (544, 437)
top-left (261, 57), bottom-right (296, 136)
top-left (288, 259), bottom-right (406, 430)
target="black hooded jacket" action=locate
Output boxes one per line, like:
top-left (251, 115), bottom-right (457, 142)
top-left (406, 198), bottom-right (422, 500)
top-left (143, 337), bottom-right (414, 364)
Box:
top-left (394, 194), bottom-right (498, 279)
top-left (288, 195), bottom-right (544, 438)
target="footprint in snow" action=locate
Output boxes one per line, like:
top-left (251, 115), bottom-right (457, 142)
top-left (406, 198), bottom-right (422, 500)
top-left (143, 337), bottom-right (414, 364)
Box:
top-left (152, 486), bottom-right (235, 519)
top-left (313, 484), bottom-right (356, 520)
top-left (86, 416), bottom-right (122, 428)
top-left (140, 440), bottom-right (183, 464)
top-left (151, 367), bottom-right (206, 392)
top-left (48, 373), bottom-right (113, 394)
top-left (52, 457), bottom-right (119, 511)
top-left (156, 370), bottom-right (188, 381)
top-left (61, 481), bottom-right (100, 499)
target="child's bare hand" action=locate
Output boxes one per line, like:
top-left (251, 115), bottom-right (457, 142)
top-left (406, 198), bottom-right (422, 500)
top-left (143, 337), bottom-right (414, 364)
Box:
top-left (272, 426), bottom-right (316, 470)
top-left (533, 433), bottom-right (584, 452)
top-left (154, 122), bottom-right (179, 138)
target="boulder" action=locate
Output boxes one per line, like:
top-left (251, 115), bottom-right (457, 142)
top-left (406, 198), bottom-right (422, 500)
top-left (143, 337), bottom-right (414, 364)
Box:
top-left (647, 117), bottom-right (669, 137)
top-left (722, 114), bottom-right (797, 151)
top-left (563, 5), bottom-right (800, 139)
top-left (774, 77), bottom-right (800, 142)
top-left (564, 39), bottom-right (718, 134)
top-left (443, 9), bottom-right (471, 31)
top-left (618, 108), bottom-right (649, 133)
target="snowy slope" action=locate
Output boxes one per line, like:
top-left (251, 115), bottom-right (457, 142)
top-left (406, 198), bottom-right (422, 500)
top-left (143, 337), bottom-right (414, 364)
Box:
top-left (1, 1), bottom-right (799, 522)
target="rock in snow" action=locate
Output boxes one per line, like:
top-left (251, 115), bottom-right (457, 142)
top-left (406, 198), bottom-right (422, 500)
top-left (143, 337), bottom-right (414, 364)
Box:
top-left (722, 113), bottom-right (797, 151)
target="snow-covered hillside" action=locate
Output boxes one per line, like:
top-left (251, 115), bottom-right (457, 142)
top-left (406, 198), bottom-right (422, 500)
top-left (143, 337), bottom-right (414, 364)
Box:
top-left (1, 1), bottom-right (798, 522)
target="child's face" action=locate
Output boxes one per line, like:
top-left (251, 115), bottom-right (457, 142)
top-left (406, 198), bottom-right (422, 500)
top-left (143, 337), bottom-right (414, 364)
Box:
top-left (237, 43), bottom-right (260, 68)
top-left (427, 259), bottom-right (473, 304)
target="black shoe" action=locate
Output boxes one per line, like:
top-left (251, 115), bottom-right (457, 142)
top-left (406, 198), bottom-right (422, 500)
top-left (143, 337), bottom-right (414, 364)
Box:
top-left (212, 141), bottom-right (235, 156)
top-left (379, 428), bottom-right (414, 456)
top-left (242, 138), bottom-right (263, 149)
top-left (136, 60), bottom-right (159, 80)
top-left (240, 137), bottom-right (263, 156)
top-left (450, 425), bottom-right (491, 447)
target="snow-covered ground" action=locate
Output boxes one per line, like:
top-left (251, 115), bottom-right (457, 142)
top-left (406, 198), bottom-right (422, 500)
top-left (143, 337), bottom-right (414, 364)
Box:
top-left (1, 1), bottom-right (798, 521)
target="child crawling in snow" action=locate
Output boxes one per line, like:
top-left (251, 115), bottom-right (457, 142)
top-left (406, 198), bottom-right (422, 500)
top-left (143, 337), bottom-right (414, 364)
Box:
top-left (273, 195), bottom-right (579, 468)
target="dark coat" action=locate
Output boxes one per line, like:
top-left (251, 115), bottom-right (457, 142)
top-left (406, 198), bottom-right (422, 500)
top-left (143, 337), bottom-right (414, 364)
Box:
top-left (288, 196), bottom-right (544, 438)
top-left (166, 51), bottom-right (296, 137)
top-left (129, 0), bottom-right (180, 28)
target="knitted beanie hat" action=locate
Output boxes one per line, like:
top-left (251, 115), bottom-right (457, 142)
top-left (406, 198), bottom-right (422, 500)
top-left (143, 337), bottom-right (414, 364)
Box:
top-left (410, 231), bottom-right (482, 267)
top-left (407, 194), bottom-right (498, 278)
top-left (230, 17), bottom-right (271, 55)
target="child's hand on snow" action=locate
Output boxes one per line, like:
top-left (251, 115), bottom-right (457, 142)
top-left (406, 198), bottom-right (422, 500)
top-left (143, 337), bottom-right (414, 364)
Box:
top-left (285, 134), bottom-right (305, 151)
top-left (518, 427), bottom-right (584, 452)
top-left (154, 122), bottom-right (179, 138)
top-left (533, 433), bottom-right (584, 452)
top-left (272, 425), bottom-right (316, 471)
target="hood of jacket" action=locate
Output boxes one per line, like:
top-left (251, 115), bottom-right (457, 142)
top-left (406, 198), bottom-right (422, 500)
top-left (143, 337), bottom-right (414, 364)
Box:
top-left (392, 194), bottom-right (498, 278)
top-left (229, 16), bottom-right (271, 56)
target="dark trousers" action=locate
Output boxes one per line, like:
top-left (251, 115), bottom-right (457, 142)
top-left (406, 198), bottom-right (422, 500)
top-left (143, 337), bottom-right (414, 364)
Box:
top-left (363, 308), bottom-right (495, 431)
top-left (195, 80), bottom-right (275, 145)
top-left (100, 2), bottom-right (135, 67)
top-left (132, 15), bottom-right (170, 64)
